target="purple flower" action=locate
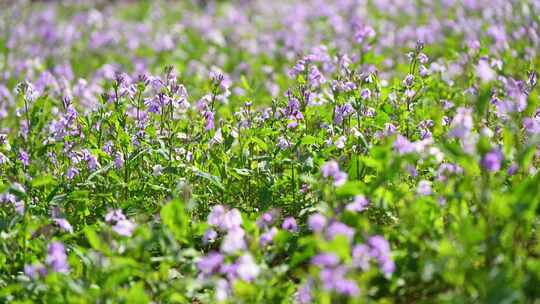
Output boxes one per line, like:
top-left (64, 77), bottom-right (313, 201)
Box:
top-left (203, 111), bottom-right (215, 130)
top-left (507, 163), bottom-right (518, 175)
top-left (321, 160), bottom-right (348, 186)
top-left (352, 244), bottom-right (371, 270)
top-left (346, 195), bottom-right (369, 212)
top-left (476, 59), bottom-right (496, 83)
top-left (368, 235), bottom-right (395, 276)
top-left (83, 150), bottom-right (99, 171)
top-left (308, 66), bottom-right (326, 87)
top-left (105, 209), bottom-right (127, 223)
top-left (418, 53), bottom-right (429, 64)
top-left (326, 221), bottom-right (355, 242)
top-left (46, 242), bottom-right (69, 273)
top-left (236, 254), bottom-right (260, 282)
top-left (319, 266), bottom-right (359, 296)
top-left (335, 279), bottom-right (360, 297)
top-left (197, 252), bottom-right (224, 276)
top-left (114, 152), bottom-right (124, 169)
top-left (221, 209), bottom-right (242, 231)
top-left (295, 280), bottom-right (313, 304)
top-left (112, 219), bottom-right (136, 237)
top-left (393, 134), bottom-right (416, 155)
top-left (354, 23), bottom-right (375, 44)
top-left (221, 227), bottom-right (246, 253)
top-left (308, 213), bottom-right (327, 232)
top-left (66, 167), bottom-right (79, 180)
top-left (449, 107), bottom-right (473, 139)
top-left (417, 180), bottom-right (432, 196)
top-left (403, 74), bottom-right (414, 87)
top-left (260, 227), bottom-right (278, 246)
top-left (53, 218), bottom-right (73, 233)
top-left (203, 228), bottom-right (218, 244)
top-left (523, 117), bottom-right (540, 134)
top-left (257, 211), bottom-right (275, 228)
top-left (311, 253), bottom-right (339, 267)
top-left (208, 205), bottom-right (226, 226)
top-left (215, 279), bottom-right (230, 302)
top-left (282, 217), bottom-right (298, 232)
top-left (19, 150), bottom-right (29, 167)
top-left (24, 264), bottom-right (47, 279)
top-left (481, 149), bottom-right (503, 172)
top-left (360, 88), bottom-right (371, 100)
top-left (334, 103), bottom-right (354, 124)
top-left (208, 205), bottom-right (243, 231)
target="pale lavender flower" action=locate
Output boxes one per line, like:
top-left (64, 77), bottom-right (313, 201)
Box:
top-left (114, 152), bottom-right (124, 169)
top-left (236, 254), bottom-right (260, 282)
top-left (481, 149), bottom-right (503, 172)
top-left (507, 163), bottom-right (518, 176)
top-left (24, 264), bottom-right (47, 279)
top-left (335, 136), bottom-right (346, 149)
top-left (309, 66), bottom-right (326, 87)
top-left (221, 208), bottom-right (242, 231)
top-left (360, 88), bottom-right (371, 100)
top-left (311, 253), bottom-right (339, 267)
top-left (203, 111), bottom-right (215, 130)
top-left (403, 74), bottom-right (414, 87)
top-left (53, 218), bottom-right (73, 233)
top-left (393, 134), bottom-right (415, 155)
top-left (215, 279), bottom-right (230, 302)
top-left (321, 160), bottom-right (348, 186)
top-left (260, 227), bottom-right (278, 246)
top-left (368, 235), bottom-right (395, 276)
top-left (112, 219), bottom-right (136, 237)
top-left (14, 201), bottom-right (25, 215)
top-left (203, 228), bottom-right (218, 244)
top-left (257, 211), bottom-right (275, 228)
top-left (417, 180), bottom-right (432, 196)
top-left (282, 217), bottom-right (298, 232)
top-left (66, 167), bottom-right (79, 180)
top-left (46, 242), bottom-right (69, 273)
top-left (295, 279), bottom-right (313, 304)
top-left (207, 205), bottom-right (226, 227)
top-left (197, 252), bottom-right (224, 276)
top-left (346, 195), bottom-right (369, 212)
top-left (19, 150), bottom-right (29, 167)
top-left (105, 209), bottom-right (127, 223)
top-left (335, 279), bottom-right (360, 296)
top-left (308, 213), bottom-right (327, 232)
top-left (352, 244), bottom-right (371, 270)
top-left (326, 222), bottom-right (355, 241)
top-left (221, 227), bottom-right (246, 253)
top-left (449, 107), bottom-right (473, 139)
top-left (523, 117), bottom-right (540, 134)
top-left (477, 59), bottom-right (496, 83)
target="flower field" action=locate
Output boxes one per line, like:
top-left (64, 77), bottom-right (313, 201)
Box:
top-left (1, 0), bottom-right (540, 302)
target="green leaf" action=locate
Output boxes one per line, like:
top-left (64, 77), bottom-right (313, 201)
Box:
top-left (160, 198), bottom-right (189, 243)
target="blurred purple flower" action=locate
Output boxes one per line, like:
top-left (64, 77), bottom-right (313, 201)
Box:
top-left (260, 227), bottom-right (278, 246)
top-left (112, 219), bottom-right (136, 237)
top-left (308, 213), bottom-right (327, 232)
top-left (346, 195), bottom-right (369, 212)
top-left (197, 252), bottom-right (224, 276)
top-left (326, 221), bottom-right (355, 241)
top-left (481, 149), bottom-right (503, 172)
top-left (321, 160), bottom-right (348, 186)
top-left (282, 217), bottom-right (298, 232)
top-left (417, 180), bottom-right (432, 196)
top-left (46, 242), bottom-right (69, 273)
top-left (311, 253), bottom-right (339, 267)
top-left (53, 218), bottom-right (73, 233)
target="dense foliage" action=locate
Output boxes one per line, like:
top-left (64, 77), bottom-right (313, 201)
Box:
top-left (1, 0), bottom-right (540, 303)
